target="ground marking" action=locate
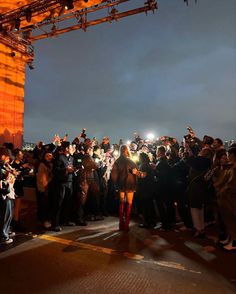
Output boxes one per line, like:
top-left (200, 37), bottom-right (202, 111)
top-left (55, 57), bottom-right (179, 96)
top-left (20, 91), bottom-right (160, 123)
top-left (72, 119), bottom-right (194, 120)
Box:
top-left (37, 234), bottom-right (201, 274)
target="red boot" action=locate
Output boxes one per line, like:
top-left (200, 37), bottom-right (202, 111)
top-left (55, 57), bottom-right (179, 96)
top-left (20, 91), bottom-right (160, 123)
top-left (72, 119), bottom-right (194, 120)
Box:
top-left (119, 201), bottom-right (125, 231)
top-left (124, 203), bottom-right (132, 232)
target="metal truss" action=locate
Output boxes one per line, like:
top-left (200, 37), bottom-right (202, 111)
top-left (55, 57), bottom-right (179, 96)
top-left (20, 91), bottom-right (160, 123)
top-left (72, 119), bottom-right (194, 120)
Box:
top-left (0, 0), bottom-right (157, 59)
top-left (29, 0), bottom-right (158, 41)
top-left (0, 32), bottom-right (34, 60)
top-left (0, 0), bottom-right (195, 60)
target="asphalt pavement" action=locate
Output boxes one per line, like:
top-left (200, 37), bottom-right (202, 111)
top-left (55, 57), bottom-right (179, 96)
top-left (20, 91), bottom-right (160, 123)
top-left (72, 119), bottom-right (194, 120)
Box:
top-left (0, 200), bottom-right (236, 294)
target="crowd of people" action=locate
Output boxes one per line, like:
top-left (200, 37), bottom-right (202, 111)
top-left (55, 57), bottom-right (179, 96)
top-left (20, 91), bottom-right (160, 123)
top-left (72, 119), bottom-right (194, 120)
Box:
top-left (0, 127), bottom-right (236, 252)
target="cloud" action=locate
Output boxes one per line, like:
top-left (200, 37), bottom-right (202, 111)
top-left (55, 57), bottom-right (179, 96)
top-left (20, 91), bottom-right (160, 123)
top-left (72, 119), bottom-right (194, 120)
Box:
top-left (24, 0), bottom-right (236, 143)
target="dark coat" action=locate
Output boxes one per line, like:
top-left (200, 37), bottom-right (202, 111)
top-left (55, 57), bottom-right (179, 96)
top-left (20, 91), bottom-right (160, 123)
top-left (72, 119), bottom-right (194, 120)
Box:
top-left (170, 159), bottom-right (189, 194)
top-left (137, 163), bottom-right (155, 198)
top-left (155, 156), bottom-right (171, 195)
top-left (0, 164), bottom-right (10, 198)
top-left (53, 154), bottom-right (74, 183)
top-left (82, 154), bottom-right (99, 184)
top-left (186, 156), bottom-right (212, 208)
top-left (111, 155), bottom-right (137, 192)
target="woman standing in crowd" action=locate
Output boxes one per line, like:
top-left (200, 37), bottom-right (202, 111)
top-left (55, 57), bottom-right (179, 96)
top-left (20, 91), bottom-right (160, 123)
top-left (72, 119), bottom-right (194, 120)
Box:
top-left (0, 147), bottom-right (15, 244)
top-left (36, 151), bottom-right (54, 229)
top-left (81, 145), bottom-right (102, 221)
top-left (206, 150), bottom-right (229, 243)
top-left (111, 145), bottom-right (139, 232)
top-left (217, 145), bottom-right (236, 251)
top-left (11, 148), bottom-right (31, 232)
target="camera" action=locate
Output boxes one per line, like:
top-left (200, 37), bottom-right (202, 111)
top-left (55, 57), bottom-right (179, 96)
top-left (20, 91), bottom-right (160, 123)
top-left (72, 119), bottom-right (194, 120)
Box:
top-left (80, 128), bottom-right (87, 139)
top-left (183, 134), bottom-right (193, 144)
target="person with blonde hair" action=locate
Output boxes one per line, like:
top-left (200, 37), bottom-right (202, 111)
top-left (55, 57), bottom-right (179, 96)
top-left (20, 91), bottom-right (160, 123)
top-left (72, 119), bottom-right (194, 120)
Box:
top-left (111, 145), bottom-right (140, 232)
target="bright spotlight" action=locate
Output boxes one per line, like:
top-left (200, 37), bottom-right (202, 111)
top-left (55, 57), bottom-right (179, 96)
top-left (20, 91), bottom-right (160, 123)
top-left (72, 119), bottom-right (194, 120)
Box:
top-left (14, 18), bottom-right (21, 31)
top-left (132, 155), bottom-right (139, 163)
top-left (65, 0), bottom-right (74, 10)
top-left (113, 150), bottom-right (119, 157)
top-left (146, 133), bottom-right (155, 140)
top-left (126, 140), bottom-right (131, 145)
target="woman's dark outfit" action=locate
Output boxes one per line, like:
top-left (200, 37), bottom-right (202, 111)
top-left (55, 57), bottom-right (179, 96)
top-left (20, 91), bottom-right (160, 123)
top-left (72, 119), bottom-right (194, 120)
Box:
top-left (111, 155), bottom-right (137, 231)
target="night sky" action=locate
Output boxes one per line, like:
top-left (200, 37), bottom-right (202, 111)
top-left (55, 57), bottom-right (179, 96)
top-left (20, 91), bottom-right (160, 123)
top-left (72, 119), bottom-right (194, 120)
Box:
top-left (24, 0), bottom-right (236, 144)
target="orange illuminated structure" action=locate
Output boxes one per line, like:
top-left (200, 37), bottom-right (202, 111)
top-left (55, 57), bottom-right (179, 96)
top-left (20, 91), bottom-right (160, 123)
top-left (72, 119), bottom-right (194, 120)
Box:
top-left (0, 40), bottom-right (29, 147)
top-left (0, 0), bottom-right (159, 147)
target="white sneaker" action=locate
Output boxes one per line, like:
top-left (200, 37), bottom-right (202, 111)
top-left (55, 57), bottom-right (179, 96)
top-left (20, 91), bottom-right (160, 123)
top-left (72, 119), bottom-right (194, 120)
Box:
top-left (9, 231), bottom-right (16, 237)
top-left (43, 221), bottom-right (52, 229)
top-left (219, 235), bottom-right (231, 245)
top-left (0, 238), bottom-right (13, 245)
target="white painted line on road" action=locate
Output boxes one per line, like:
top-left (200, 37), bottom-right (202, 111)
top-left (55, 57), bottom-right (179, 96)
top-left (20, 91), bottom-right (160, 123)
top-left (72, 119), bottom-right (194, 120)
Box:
top-left (37, 234), bottom-right (144, 260)
top-left (76, 231), bottom-right (109, 241)
top-left (36, 234), bottom-right (202, 274)
top-left (103, 232), bottom-right (120, 240)
top-left (138, 259), bottom-right (202, 274)
top-left (184, 241), bottom-right (216, 262)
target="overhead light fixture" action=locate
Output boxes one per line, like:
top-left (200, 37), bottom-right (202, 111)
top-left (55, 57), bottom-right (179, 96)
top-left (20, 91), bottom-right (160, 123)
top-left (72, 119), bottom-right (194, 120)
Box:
top-left (110, 7), bottom-right (118, 15)
top-left (14, 18), bottom-right (21, 31)
top-left (22, 30), bottom-right (32, 39)
top-left (28, 62), bottom-right (34, 70)
top-left (25, 9), bottom-right (32, 23)
top-left (65, 0), bottom-right (74, 10)
top-left (59, 6), bottom-right (66, 16)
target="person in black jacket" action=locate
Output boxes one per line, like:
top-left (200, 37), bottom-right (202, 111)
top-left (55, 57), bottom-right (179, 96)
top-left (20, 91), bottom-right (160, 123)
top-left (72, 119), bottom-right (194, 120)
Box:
top-left (51, 142), bottom-right (75, 231)
top-left (111, 145), bottom-right (139, 232)
top-left (137, 152), bottom-right (156, 228)
top-left (82, 145), bottom-right (102, 221)
top-left (186, 147), bottom-right (213, 238)
top-left (170, 148), bottom-right (193, 230)
top-left (154, 146), bottom-right (174, 231)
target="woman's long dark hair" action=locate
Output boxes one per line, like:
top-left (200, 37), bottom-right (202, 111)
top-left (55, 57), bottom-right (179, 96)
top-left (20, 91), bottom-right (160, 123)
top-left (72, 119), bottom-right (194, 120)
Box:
top-left (119, 145), bottom-right (130, 158)
top-left (41, 152), bottom-right (53, 168)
